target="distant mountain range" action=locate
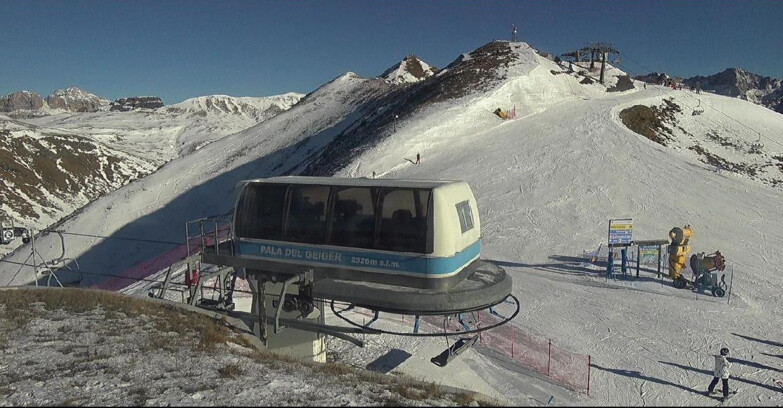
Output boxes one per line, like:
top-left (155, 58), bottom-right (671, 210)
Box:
top-left (0, 91), bottom-right (304, 237)
top-left (2, 49), bottom-right (781, 257)
top-left (0, 87), bottom-right (110, 115)
top-left (635, 68), bottom-right (783, 113)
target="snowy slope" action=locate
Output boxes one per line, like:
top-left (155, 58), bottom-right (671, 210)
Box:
top-left (26, 92), bottom-right (304, 159)
top-left (0, 74), bottom-right (389, 287)
top-left (333, 46), bottom-right (783, 405)
top-left (0, 93), bottom-right (303, 257)
top-left (1, 41), bottom-right (782, 406)
top-left (0, 117), bottom-right (160, 239)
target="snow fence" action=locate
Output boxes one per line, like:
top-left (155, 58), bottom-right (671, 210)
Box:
top-left (351, 307), bottom-right (592, 395)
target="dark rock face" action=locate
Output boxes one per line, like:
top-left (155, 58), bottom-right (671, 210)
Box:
top-left (763, 88), bottom-right (783, 113)
top-left (0, 91), bottom-right (45, 112)
top-left (683, 68), bottom-right (781, 98)
top-left (637, 68), bottom-right (783, 114)
top-left (110, 97), bottom-right (164, 112)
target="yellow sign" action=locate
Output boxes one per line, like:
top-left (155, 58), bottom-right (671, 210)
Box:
top-left (610, 224), bottom-right (633, 230)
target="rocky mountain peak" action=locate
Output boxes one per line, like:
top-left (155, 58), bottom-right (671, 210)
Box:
top-left (381, 55), bottom-right (437, 84)
top-left (0, 91), bottom-right (45, 112)
top-left (636, 68), bottom-right (783, 114)
top-left (46, 87), bottom-right (110, 112)
top-left (683, 68), bottom-right (783, 112)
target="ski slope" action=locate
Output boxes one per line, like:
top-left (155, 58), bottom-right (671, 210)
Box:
top-left (1, 42), bottom-right (781, 406)
top-left (332, 62), bottom-right (783, 404)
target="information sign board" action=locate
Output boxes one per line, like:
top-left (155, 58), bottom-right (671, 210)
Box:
top-left (608, 219), bottom-right (633, 246)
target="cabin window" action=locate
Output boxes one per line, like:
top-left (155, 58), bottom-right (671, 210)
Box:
top-left (236, 183), bottom-right (287, 240)
top-left (328, 187), bottom-right (378, 249)
top-left (456, 200), bottom-right (474, 233)
top-left (284, 185), bottom-right (329, 244)
top-left (377, 188), bottom-right (430, 252)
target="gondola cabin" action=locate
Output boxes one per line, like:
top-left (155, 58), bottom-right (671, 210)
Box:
top-left (233, 176), bottom-right (483, 291)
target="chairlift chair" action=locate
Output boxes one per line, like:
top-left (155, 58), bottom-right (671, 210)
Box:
top-left (692, 99), bottom-right (704, 116)
top-left (752, 133), bottom-right (764, 151)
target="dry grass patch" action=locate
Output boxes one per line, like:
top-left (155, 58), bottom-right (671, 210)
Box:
top-left (314, 361), bottom-right (354, 376)
top-left (0, 288), bottom-right (246, 353)
top-left (453, 391), bottom-right (477, 406)
top-left (218, 363), bottom-right (244, 378)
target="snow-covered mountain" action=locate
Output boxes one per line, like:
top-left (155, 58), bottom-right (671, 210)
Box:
top-left (0, 87), bottom-right (110, 116)
top-left (45, 87), bottom-right (110, 112)
top-left (164, 93), bottom-right (302, 121)
top-left (2, 40), bottom-right (782, 406)
top-left (637, 68), bottom-right (783, 113)
top-left (0, 92), bottom-right (304, 254)
top-left (683, 68), bottom-right (783, 113)
top-left (0, 116), bottom-right (159, 229)
top-left (380, 55), bottom-right (438, 84)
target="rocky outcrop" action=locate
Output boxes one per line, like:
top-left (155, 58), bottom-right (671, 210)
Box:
top-left (110, 97), bottom-right (164, 112)
top-left (0, 91), bottom-right (45, 112)
top-left (683, 68), bottom-right (781, 101)
top-left (381, 55), bottom-right (438, 84)
top-left (45, 87), bottom-right (110, 112)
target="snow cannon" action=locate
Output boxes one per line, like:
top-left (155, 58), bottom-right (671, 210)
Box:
top-left (690, 251), bottom-right (726, 274)
top-left (689, 251), bottom-right (728, 297)
top-left (667, 225), bottom-right (693, 285)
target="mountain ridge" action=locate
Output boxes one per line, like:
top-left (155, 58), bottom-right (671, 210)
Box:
top-left (636, 67), bottom-right (783, 113)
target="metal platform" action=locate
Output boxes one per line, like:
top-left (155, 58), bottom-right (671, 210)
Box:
top-left (311, 260), bottom-right (511, 315)
top-left (171, 216), bottom-right (516, 350)
top-left (200, 242), bottom-right (511, 315)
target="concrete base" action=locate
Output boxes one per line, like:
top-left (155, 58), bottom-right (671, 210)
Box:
top-left (234, 280), bottom-right (326, 363)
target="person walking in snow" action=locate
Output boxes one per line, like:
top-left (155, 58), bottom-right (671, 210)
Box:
top-left (707, 347), bottom-right (732, 401)
top-left (415, 153), bottom-right (420, 164)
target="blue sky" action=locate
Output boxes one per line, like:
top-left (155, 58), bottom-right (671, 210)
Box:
top-left (1, 1), bottom-right (781, 105)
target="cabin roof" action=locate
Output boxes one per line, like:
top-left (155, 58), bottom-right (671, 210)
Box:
top-left (242, 176), bottom-right (458, 190)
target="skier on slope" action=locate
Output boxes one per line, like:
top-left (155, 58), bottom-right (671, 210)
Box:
top-left (706, 347), bottom-right (732, 402)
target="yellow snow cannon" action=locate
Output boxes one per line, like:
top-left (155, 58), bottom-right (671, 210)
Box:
top-left (667, 225), bottom-right (693, 286)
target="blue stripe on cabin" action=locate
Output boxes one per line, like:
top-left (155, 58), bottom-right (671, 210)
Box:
top-left (237, 240), bottom-right (481, 277)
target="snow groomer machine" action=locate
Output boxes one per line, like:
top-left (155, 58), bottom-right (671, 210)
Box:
top-left (178, 176), bottom-right (518, 365)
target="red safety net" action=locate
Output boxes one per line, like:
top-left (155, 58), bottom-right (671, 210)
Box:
top-left (344, 308), bottom-right (591, 394)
